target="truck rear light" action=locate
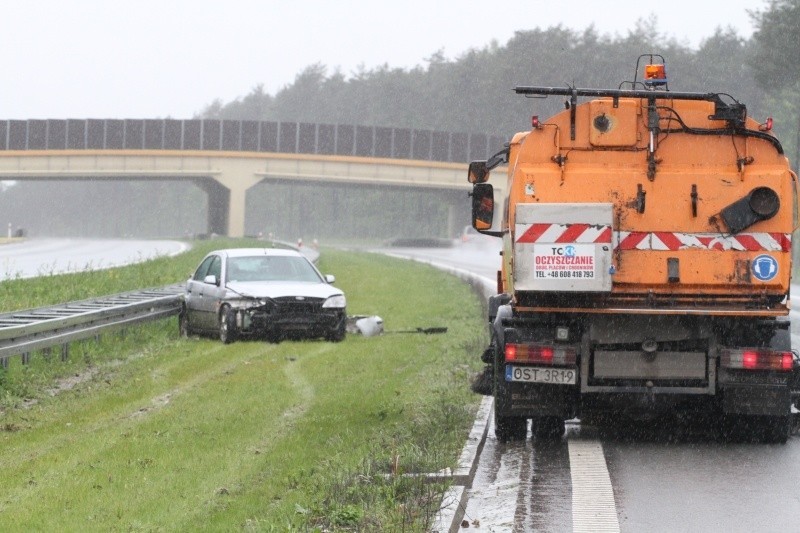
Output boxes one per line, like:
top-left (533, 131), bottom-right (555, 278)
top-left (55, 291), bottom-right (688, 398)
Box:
top-left (720, 348), bottom-right (794, 372)
top-left (505, 343), bottom-right (576, 365)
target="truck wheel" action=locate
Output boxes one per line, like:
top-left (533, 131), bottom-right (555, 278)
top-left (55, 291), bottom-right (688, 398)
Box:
top-left (495, 414), bottom-right (527, 442)
top-left (530, 416), bottom-right (565, 440)
top-left (761, 415), bottom-right (792, 444)
top-left (725, 414), bottom-right (792, 444)
top-left (481, 334), bottom-right (497, 364)
top-left (470, 364), bottom-right (494, 396)
top-left (219, 306), bottom-right (237, 344)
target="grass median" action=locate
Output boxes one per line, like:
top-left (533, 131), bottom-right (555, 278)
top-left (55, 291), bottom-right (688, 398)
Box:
top-left (0, 242), bottom-right (486, 531)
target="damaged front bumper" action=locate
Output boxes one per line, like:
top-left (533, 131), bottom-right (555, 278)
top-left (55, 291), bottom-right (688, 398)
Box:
top-left (233, 297), bottom-right (346, 339)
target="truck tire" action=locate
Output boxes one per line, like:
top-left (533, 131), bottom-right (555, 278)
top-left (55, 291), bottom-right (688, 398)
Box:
top-left (219, 306), bottom-right (237, 344)
top-left (725, 414), bottom-right (791, 444)
top-left (531, 416), bottom-right (565, 440)
top-left (470, 364), bottom-right (494, 396)
top-left (495, 414), bottom-right (527, 442)
top-left (761, 415), bottom-right (792, 444)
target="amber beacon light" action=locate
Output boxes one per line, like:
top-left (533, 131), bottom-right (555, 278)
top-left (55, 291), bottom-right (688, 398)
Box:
top-left (644, 63), bottom-right (667, 86)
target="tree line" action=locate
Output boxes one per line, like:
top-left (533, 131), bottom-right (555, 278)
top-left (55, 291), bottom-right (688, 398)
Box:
top-left (199, 9), bottom-right (798, 165)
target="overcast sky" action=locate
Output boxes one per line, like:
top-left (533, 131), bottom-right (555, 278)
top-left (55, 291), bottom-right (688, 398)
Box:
top-left (0, 0), bottom-right (764, 120)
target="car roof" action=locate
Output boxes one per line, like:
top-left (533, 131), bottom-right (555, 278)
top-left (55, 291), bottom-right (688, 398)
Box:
top-left (209, 248), bottom-right (305, 259)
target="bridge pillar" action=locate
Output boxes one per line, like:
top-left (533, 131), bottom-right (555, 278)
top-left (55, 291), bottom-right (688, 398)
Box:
top-left (444, 190), bottom-right (469, 238)
top-left (207, 160), bottom-right (266, 237)
top-left (197, 180), bottom-right (230, 236)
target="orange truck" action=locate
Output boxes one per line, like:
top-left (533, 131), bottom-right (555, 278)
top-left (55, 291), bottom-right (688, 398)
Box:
top-left (469, 55), bottom-right (800, 443)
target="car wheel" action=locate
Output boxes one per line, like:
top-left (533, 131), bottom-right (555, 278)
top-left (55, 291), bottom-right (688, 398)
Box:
top-left (327, 320), bottom-right (346, 342)
top-left (219, 306), bottom-right (237, 344)
top-left (178, 308), bottom-right (191, 338)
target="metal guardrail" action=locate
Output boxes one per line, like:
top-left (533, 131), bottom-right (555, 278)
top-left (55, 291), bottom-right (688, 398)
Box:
top-left (0, 284), bottom-right (185, 367)
top-left (0, 243), bottom-right (323, 368)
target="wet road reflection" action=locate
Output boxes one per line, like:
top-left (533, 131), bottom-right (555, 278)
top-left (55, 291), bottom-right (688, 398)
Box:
top-left (603, 428), bottom-right (800, 532)
top-left (464, 412), bottom-right (800, 532)
top-left (462, 418), bottom-right (575, 532)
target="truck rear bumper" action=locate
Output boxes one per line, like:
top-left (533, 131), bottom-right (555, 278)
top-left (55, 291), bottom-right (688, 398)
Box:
top-left (495, 376), bottom-right (792, 419)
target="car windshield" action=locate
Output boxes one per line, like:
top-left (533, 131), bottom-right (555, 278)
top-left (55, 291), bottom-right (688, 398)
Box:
top-left (226, 255), bottom-right (323, 283)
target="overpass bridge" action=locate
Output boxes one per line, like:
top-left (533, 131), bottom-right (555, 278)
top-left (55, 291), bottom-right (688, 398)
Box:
top-left (0, 119), bottom-right (505, 237)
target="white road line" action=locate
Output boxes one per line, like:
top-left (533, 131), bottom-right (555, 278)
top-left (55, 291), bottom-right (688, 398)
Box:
top-left (568, 439), bottom-right (620, 533)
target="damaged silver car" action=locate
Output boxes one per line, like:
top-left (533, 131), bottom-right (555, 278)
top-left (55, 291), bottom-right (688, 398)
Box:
top-left (179, 248), bottom-right (346, 343)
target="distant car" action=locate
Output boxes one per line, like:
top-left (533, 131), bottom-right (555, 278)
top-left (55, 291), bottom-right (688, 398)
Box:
top-left (459, 225), bottom-right (495, 246)
top-left (460, 225), bottom-right (481, 242)
top-left (180, 248), bottom-right (346, 343)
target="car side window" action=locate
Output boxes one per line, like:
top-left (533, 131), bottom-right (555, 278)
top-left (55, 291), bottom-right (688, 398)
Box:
top-left (193, 256), bottom-right (215, 281)
top-left (207, 256), bottom-right (222, 281)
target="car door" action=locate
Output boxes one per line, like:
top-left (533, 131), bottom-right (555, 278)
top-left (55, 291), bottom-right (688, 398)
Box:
top-left (186, 254), bottom-right (223, 331)
top-left (199, 255), bottom-right (226, 329)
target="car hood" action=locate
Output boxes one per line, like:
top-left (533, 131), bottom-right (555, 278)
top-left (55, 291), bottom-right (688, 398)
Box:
top-left (226, 281), bottom-right (343, 300)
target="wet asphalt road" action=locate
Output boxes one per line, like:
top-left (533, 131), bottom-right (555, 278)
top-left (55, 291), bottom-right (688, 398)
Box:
top-left (461, 415), bottom-right (800, 532)
top-left (0, 238), bottom-right (189, 280)
top-left (385, 240), bottom-right (800, 532)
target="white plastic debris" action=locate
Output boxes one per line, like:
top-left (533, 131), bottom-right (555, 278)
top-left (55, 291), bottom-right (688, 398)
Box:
top-left (355, 316), bottom-right (384, 337)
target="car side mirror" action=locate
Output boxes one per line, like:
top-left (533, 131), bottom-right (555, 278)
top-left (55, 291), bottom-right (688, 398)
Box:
top-left (204, 274), bottom-right (218, 286)
top-left (325, 274), bottom-right (336, 284)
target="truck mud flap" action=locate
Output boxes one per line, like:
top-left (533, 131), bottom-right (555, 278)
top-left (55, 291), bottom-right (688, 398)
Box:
top-left (494, 381), bottom-right (576, 419)
top-left (722, 385), bottom-right (791, 417)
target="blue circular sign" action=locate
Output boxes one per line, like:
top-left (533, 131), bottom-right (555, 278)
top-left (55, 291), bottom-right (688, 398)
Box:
top-left (752, 255), bottom-right (778, 282)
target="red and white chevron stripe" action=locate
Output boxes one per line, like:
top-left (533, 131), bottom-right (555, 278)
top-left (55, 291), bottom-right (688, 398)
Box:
top-left (516, 223), bottom-right (612, 244)
top-left (516, 223), bottom-right (791, 252)
top-left (616, 231), bottom-right (791, 252)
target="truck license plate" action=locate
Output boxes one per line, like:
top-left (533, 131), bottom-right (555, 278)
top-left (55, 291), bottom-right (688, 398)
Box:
top-left (505, 366), bottom-right (576, 385)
